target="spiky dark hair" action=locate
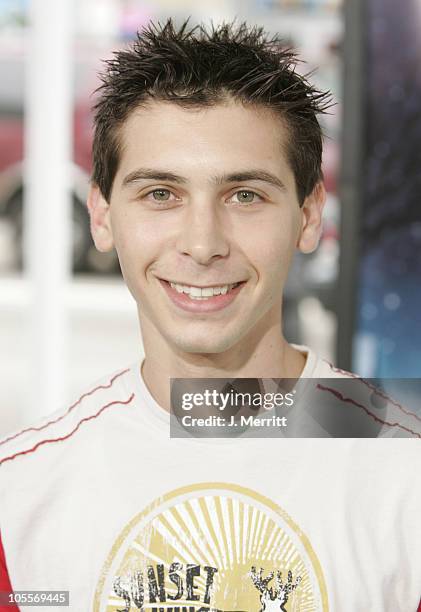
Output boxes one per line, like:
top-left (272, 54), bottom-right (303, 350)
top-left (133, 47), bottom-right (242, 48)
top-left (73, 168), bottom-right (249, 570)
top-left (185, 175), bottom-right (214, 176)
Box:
top-left (92, 18), bottom-right (333, 204)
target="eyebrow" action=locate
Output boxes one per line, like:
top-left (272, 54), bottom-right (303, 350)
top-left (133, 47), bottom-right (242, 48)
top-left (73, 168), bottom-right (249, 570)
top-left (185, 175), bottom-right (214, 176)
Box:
top-left (122, 168), bottom-right (287, 192)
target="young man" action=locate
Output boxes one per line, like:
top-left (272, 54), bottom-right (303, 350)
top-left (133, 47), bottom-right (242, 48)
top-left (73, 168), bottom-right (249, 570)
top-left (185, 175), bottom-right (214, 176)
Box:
top-left (0, 20), bottom-right (420, 612)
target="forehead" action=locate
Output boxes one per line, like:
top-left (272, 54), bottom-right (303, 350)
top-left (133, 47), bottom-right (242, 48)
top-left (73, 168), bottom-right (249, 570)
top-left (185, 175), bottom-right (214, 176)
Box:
top-left (115, 100), bottom-right (294, 185)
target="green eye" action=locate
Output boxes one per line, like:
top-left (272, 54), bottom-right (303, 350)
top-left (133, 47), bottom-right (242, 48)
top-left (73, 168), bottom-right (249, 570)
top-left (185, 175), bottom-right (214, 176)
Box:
top-left (152, 189), bottom-right (171, 201)
top-left (233, 190), bottom-right (260, 204)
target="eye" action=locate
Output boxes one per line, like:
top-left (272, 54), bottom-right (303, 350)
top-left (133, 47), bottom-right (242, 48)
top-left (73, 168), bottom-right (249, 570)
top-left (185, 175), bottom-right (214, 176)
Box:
top-left (147, 189), bottom-right (173, 202)
top-left (229, 190), bottom-right (263, 205)
top-left (139, 188), bottom-right (181, 207)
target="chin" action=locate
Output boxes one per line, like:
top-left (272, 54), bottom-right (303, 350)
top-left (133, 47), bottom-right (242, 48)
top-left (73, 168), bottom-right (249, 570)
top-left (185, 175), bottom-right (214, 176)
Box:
top-left (169, 329), bottom-right (240, 355)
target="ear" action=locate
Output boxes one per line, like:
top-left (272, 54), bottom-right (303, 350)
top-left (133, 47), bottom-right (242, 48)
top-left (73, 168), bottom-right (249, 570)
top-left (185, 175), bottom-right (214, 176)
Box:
top-left (87, 184), bottom-right (114, 252)
top-left (296, 181), bottom-right (326, 254)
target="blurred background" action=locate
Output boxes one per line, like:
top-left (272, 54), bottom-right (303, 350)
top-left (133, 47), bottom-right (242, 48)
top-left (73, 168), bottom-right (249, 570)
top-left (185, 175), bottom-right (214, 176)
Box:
top-left (0, 0), bottom-right (420, 436)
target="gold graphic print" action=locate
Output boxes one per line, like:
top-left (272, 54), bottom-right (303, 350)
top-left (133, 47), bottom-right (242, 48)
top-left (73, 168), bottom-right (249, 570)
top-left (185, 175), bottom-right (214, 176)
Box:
top-left (94, 483), bottom-right (328, 611)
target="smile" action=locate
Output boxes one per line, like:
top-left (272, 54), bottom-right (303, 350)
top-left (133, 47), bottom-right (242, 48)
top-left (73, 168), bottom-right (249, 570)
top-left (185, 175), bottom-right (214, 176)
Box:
top-left (158, 279), bottom-right (246, 312)
top-left (168, 281), bottom-right (242, 299)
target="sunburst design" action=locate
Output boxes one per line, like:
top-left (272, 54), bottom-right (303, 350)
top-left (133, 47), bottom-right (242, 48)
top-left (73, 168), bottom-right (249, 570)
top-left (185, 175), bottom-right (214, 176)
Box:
top-left (94, 483), bottom-right (328, 612)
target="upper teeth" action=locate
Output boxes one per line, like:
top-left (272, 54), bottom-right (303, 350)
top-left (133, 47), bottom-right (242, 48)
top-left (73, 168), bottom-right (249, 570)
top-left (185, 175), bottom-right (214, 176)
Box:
top-left (169, 282), bottom-right (239, 297)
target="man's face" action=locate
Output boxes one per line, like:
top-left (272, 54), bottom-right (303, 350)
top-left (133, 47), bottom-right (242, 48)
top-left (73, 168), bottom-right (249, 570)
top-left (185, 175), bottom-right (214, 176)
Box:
top-left (89, 100), bottom-right (324, 355)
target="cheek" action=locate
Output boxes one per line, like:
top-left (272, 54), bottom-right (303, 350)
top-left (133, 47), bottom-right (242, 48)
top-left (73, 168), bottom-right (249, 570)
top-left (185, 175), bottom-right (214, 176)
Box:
top-left (110, 211), bottom-right (164, 273)
top-left (236, 214), bottom-right (296, 281)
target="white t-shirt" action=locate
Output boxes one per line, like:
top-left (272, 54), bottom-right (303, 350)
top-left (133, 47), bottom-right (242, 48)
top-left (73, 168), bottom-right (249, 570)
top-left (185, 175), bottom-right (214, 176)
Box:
top-left (0, 346), bottom-right (420, 611)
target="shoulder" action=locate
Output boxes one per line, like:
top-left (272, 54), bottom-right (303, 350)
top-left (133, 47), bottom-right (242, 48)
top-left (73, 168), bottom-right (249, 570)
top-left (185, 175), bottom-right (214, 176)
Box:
top-left (294, 345), bottom-right (421, 438)
top-left (0, 365), bottom-right (136, 469)
top-left (292, 343), bottom-right (355, 379)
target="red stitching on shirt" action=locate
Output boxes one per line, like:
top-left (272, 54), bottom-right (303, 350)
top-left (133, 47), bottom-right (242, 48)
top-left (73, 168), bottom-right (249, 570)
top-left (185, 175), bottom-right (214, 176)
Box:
top-left (317, 383), bottom-right (420, 437)
top-left (0, 394), bottom-right (135, 466)
top-left (0, 368), bottom-right (131, 447)
top-left (326, 361), bottom-right (421, 424)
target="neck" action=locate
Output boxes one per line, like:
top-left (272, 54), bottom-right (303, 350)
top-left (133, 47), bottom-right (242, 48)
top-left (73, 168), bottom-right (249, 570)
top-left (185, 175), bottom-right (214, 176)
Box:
top-left (139, 313), bottom-right (307, 413)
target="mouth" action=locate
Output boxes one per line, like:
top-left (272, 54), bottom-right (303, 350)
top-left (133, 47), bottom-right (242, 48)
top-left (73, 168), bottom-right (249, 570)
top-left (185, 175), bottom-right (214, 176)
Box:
top-left (165, 280), bottom-right (244, 298)
top-left (158, 278), bottom-right (247, 312)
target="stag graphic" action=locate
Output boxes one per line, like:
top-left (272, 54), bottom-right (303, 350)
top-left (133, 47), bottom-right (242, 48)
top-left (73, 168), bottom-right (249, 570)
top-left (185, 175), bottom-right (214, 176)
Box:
top-left (250, 566), bottom-right (302, 612)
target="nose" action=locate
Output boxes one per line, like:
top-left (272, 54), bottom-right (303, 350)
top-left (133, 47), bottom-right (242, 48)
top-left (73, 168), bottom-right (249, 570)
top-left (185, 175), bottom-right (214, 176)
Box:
top-left (176, 199), bottom-right (230, 265)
